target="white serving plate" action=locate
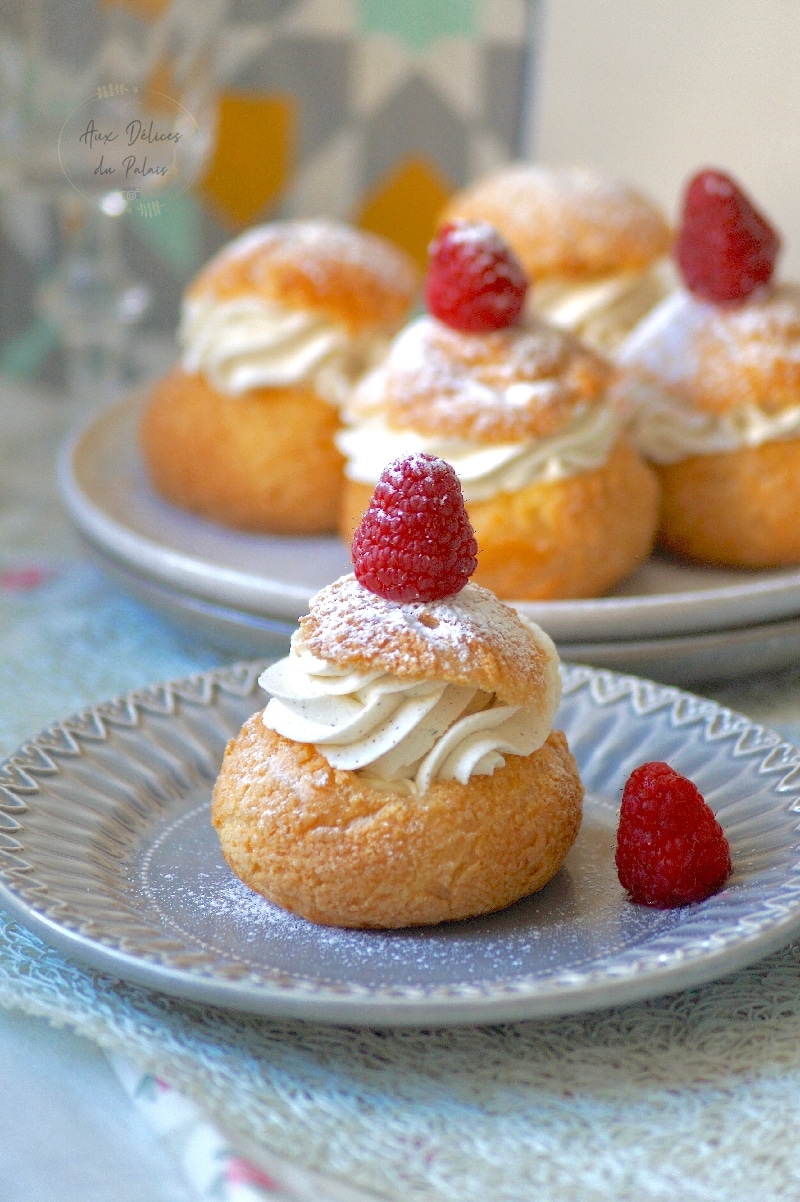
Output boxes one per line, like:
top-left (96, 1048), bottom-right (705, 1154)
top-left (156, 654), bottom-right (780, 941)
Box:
top-left (83, 539), bottom-right (800, 687)
top-left (59, 396), bottom-right (800, 644)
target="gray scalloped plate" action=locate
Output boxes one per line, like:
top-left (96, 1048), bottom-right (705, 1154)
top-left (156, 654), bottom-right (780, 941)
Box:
top-left (1, 662), bottom-right (800, 1027)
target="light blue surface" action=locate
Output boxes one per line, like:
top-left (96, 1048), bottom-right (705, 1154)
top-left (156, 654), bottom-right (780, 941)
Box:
top-left (0, 1007), bottom-right (194, 1202)
top-left (6, 378), bottom-right (800, 1201)
top-left (0, 381), bottom-right (229, 1202)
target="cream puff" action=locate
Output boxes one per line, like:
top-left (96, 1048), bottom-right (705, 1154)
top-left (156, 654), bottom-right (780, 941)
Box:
top-left (440, 163), bottom-right (673, 353)
top-left (337, 223), bottom-right (660, 601)
top-left (620, 169), bottom-right (799, 568)
top-left (141, 219), bottom-right (419, 534)
top-left (212, 454), bottom-right (583, 928)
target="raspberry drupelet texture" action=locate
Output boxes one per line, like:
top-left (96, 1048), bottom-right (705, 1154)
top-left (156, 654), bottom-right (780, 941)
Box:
top-left (675, 168), bottom-right (781, 304)
top-left (425, 220), bottom-right (528, 332)
top-left (351, 452), bottom-right (479, 602)
top-left (615, 760), bottom-right (732, 908)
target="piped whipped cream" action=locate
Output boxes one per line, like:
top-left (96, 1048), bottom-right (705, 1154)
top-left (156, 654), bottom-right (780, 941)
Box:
top-left (179, 295), bottom-right (390, 403)
top-left (532, 260), bottom-right (676, 354)
top-left (337, 397), bottom-right (622, 501)
top-left (623, 382), bottom-right (800, 464)
top-left (259, 624), bottom-right (561, 796)
top-left (619, 289), bottom-right (800, 463)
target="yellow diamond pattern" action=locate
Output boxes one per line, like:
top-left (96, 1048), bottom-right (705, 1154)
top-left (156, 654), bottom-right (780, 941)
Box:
top-left (199, 92), bottom-right (296, 228)
top-left (357, 156), bottom-right (453, 270)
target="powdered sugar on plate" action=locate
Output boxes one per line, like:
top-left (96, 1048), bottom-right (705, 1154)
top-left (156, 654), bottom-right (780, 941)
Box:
top-left (137, 796), bottom-right (670, 990)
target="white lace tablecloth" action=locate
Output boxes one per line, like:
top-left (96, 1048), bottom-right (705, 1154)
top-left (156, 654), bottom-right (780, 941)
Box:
top-left (4, 378), bottom-right (800, 1202)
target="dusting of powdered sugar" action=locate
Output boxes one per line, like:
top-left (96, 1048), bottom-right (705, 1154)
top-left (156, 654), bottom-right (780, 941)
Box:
top-left (619, 289), bottom-right (709, 387)
top-left (620, 282), bottom-right (800, 410)
top-left (136, 798), bottom-right (664, 991)
top-left (363, 314), bottom-right (613, 443)
top-left (300, 575), bottom-right (556, 707)
top-left (188, 218), bottom-right (419, 305)
top-left (446, 164), bottom-right (671, 276)
top-left (388, 314), bottom-right (602, 392)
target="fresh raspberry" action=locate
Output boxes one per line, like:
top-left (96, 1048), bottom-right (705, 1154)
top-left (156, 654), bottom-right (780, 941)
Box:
top-left (615, 761), bottom-right (732, 908)
top-left (675, 168), bottom-right (781, 303)
top-left (351, 453), bottom-right (478, 602)
top-left (425, 220), bottom-right (528, 332)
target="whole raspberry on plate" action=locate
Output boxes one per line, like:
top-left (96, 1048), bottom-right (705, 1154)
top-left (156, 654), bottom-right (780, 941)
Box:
top-left (615, 760), bottom-right (732, 907)
top-left (351, 452), bottom-right (479, 602)
top-left (675, 168), bottom-right (781, 303)
top-left (425, 220), bottom-right (528, 332)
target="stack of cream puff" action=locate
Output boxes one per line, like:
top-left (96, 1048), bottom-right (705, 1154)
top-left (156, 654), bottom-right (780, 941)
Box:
top-left (440, 163), bottom-right (673, 354)
top-left (141, 219), bottom-right (419, 535)
top-left (212, 454), bottom-right (583, 929)
top-left (619, 168), bottom-right (800, 568)
top-left (337, 222), bottom-right (660, 601)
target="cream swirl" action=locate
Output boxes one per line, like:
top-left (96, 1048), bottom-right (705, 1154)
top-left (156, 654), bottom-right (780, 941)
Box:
top-left (618, 289), bottom-right (709, 387)
top-left (623, 382), bottom-right (800, 464)
top-left (620, 290), bottom-right (800, 463)
top-left (532, 260), bottom-right (675, 354)
top-left (336, 398), bottom-right (622, 501)
top-left (259, 625), bottom-right (561, 796)
top-left (179, 295), bottom-right (389, 403)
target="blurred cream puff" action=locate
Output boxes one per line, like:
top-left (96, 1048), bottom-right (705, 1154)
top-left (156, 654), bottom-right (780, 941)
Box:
top-left (337, 312), bottom-right (660, 600)
top-left (141, 219), bottom-right (419, 534)
top-left (621, 283), bottom-right (800, 567)
top-left (619, 167), bottom-right (800, 568)
top-left (440, 163), bottom-right (673, 354)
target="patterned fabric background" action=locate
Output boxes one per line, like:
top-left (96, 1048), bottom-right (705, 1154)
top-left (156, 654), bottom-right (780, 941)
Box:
top-left (0, 0), bottom-right (536, 385)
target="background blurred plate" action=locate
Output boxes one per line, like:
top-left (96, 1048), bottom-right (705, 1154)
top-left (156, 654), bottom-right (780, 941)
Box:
top-left (60, 396), bottom-right (800, 644)
top-left (83, 538), bottom-right (800, 687)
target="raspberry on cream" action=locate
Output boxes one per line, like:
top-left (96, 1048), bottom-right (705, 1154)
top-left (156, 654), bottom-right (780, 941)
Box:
top-left (439, 163), bottom-right (674, 355)
top-left (211, 452), bottom-right (584, 929)
top-left (261, 458), bottom-right (561, 794)
top-left (338, 309), bottom-right (659, 601)
top-left (612, 167), bottom-right (800, 570)
top-left (425, 220), bottom-right (528, 332)
top-left (675, 168), bottom-right (781, 303)
top-left (258, 450), bottom-right (563, 797)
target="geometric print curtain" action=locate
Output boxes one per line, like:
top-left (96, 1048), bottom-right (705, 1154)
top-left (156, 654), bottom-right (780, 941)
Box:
top-left (0, 0), bottom-right (536, 378)
top-left (200, 0), bottom-right (536, 268)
